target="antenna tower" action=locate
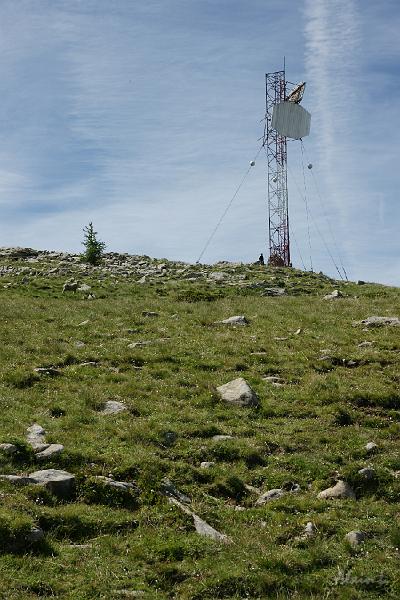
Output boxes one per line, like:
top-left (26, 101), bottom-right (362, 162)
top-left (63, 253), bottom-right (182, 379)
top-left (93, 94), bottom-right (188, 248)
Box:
top-left (264, 69), bottom-right (289, 267)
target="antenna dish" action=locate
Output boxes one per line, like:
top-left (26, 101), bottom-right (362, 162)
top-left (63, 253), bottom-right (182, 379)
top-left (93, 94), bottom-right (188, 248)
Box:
top-left (250, 160), bottom-right (256, 167)
top-left (271, 101), bottom-right (311, 140)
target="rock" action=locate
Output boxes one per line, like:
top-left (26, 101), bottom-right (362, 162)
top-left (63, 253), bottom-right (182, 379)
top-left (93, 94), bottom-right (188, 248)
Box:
top-left (323, 290), bottom-right (343, 300)
top-left (142, 311), bottom-right (158, 317)
top-left (160, 478), bottom-right (191, 504)
top-left (216, 315), bottom-right (248, 326)
top-left (354, 316), bottom-right (400, 327)
top-left (208, 272), bottom-right (228, 282)
top-left (317, 480), bottom-right (356, 500)
top-left (0, 443), bottom-right (17, 455)
top-left (357, 280), bottom-right (365, 285)
top-left (255, 488), bottom-right (285, 506)
top-left (216, 378), bottom-right (259, 408)
top-left (168, 497), bottom-right (230, 543)
top-left (101, 400), bottom-right (127, 415)
top-left (29, 469), bottom-right (75, 498)
top-left (212, 435), bottom-right (233, 441)
top-left (77, 283), bottom-right (91, 292)
top-left (200, 461), bottom-right (215, 469)
top-left (137, 276), bottom-right (147, 284)
top-left (263, 376), bottom-right (284, 386)
top-left (345, 531), bottom-right (366, 546)
top-left (78, 320), bottom-right (90, 326)
top-left (34, 367), bottom-right (60, 376)
top-left (62, 280), bottom-right (79, 292)
top-left (0, 474), bottom-right (35, 485)
top-left (358, 467), bottom-right (375, 479)
top-left (193, 513), bottom-right (230, 542)
top-left (35, 444), bottom-right (64, 460)
top-left (365, 442), bottom-right (378, 453)
top-left (94, 476), bottom-right (136, 491)
top-left (260, 287), bottom-right (286, 297)
top-left (27, 423), bottom-right (47, 448)
top-left (304, 521), bottom-right (317, 537)
top-left (26, 526), bottom-right (44, 543)
top-left (75, 340), bottom-right (85, 348)
top-left (358, 341), bottom-right (373, 348)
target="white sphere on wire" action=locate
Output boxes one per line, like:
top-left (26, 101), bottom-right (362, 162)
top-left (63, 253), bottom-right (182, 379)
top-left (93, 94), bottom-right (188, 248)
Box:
top-left (307, 163), bottom-right (313, 169)
top-left (250, 160), bottom-right (256, 167)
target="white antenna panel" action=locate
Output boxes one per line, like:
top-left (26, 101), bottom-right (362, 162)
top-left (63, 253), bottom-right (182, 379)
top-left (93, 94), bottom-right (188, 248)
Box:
top-left (271, 101), bottom-right (311, 139)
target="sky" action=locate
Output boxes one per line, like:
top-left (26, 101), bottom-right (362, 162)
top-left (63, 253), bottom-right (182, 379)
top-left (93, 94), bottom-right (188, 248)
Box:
top-left (0, 0), bottom-right (399, 284)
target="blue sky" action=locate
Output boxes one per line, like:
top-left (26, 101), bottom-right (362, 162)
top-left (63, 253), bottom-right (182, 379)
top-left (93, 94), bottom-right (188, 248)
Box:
top-left (0, 0), bottom-right (399, 284)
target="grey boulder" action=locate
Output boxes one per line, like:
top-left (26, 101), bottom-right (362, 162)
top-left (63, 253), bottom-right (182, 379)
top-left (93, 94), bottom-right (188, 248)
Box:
top-left (217, 378), bottom-right (259, 408)
top-left (29, 469), bottom-right (75, 498)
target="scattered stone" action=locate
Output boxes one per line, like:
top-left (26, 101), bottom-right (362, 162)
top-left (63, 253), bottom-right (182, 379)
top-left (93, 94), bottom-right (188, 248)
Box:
top-left (79, 361), bottom-right (98, 367)
top-left (216, 377), bottom-right (259, 408)
top-left (34, 367), bottom-right (60, 377)
top-left (128, 338), bottom-right (169, 348)
top-left (0, 443), bottom-right (17, 455)
top-left (77, 283), bottom-right (91, 292)
top-left (160, 478), bottom-right (191, 504)
top-left (261, 287), bottom-right (286, 296)
top-left (29, 469), bottom-right (75, 498)
top-left (263, 375), bottom-right (285, 386)
top-left (358, 467), bottom-right (375, 480)
top-left (137, 276), bottom-right (147, 284)
top-left (26, 526), bottom-right (44, 543)
top-left (345, 531), bottom-right (366, 546)
top-left (94, 476), bottom-right (136, 491)
top-left (317, 480), bottom-right (356, 500)
top-left (358, 341), bottom-right (374, 348)
top-left (26, 424), bottom-right (47, 449)
top-left (353, 316), bottom-right (400, 327)
top-left (365, 441), bottom-right (378, 453)
top-left (62, 280), bottom-right (79, 292)
top-left (74, 340), bottom-right (85, 348)
top-left (35, 444), bottom-right (64, 461)
top-left (0, 474), bottom-right (35, 485)
top-left (244, 484), bottom-right (261, 494)
top-left (78, 320), bottom-right (90, 326)
top-left (255, 488), bottom-right (286, 506)
top-left (303, 521), bottom-right (317, 537)
top-left (323, 290), bottom-right (343, 300)
top-left (208, 271), bottom-right (228, 282)
top-left (101, 400), bottom-right (127, 415)
top-left (142, 311), bottom-right (158, 317)
top-left (216, 315), bottom-right (248, 326)
top-left (200, 461), bottom-right (215, 469)
top-left (168, 497), bottom-right (230, 543)
top-left (212, 435), bottom-right (233, 441)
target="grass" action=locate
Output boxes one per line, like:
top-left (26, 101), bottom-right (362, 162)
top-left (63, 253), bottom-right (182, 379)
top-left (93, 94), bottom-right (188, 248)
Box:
top-left (0, 255), bottom-right (399, 598)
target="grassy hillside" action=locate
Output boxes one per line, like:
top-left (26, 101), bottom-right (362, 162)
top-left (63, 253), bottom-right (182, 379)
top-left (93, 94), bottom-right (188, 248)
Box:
top-left (0, 249), bottom-right (399, 599)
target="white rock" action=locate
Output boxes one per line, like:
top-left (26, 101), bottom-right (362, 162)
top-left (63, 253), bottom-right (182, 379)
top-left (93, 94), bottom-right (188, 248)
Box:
top-left (365, 442), bottom-right (378, 452)
top-left (168, 497), bottom-right (230, 544)
top-left (345, 531), bottom-right (366, 546)
top-left (354, 316), bottom-right (400, 327)
top-left (212, 435), bottom-right (233, 441)
top-left (304, 521), bottom-right (317, 537)
top-left (323, 289), bottom-right (343, 300)
top-left (0, 443), bottom-right (17, 455)
top-left (216, 377), bottom-right (259, 408)
top-left (216, 315), bottom-right (248, 326)
top-left (35, 444), bottom-right (64, 460)
top-left (255, 488), bottom-right (285, 506)
top-left (200, 462), bottom-right (215, 469)
top-left (317, 480), bottom-right (356, 500)
top-left (101, 400), bottom-right (127, 415)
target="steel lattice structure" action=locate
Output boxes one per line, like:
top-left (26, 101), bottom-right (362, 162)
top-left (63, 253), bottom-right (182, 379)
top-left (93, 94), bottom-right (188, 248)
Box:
top-left (264, 70), bottom-right (290, 267)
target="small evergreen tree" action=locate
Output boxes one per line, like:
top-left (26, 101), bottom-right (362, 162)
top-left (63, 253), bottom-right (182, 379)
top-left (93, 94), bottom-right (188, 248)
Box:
top-left (81, 222), bottom-right (106, 265)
